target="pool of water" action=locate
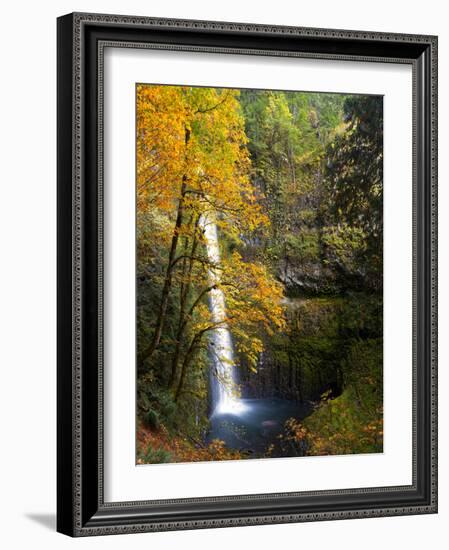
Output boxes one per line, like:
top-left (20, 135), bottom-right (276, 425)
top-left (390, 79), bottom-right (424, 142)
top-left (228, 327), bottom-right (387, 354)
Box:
top-left (207, 398), bottom-right (312, 457)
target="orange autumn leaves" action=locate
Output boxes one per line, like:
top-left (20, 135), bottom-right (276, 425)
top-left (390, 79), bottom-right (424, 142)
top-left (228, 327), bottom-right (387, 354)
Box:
top-left (220, 252), bottom-right (285, 370)
top-left (137, 84), bottom-right (284, 383)
top-left (137, 84), bottom-right (267, 235)
top-left (137, 422), bottom-right (245, 464)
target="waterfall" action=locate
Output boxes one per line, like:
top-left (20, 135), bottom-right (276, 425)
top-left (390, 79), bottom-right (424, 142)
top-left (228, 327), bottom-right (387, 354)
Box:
top-left (199, 213), bottom-right (246, 416)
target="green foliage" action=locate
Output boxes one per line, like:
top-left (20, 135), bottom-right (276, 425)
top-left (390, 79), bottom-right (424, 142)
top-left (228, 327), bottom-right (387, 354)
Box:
top-left (247, 298), bottom-right (334, 400)
top-left (138, 445), bottom-right (173, 464)
top-left (307, 92), bottom-right (345, 138)
top-left (144, 409), bottom-right (160, 431)
top-left (342, 338), bottom-right (383, 411)
top-left (323, 95), bottom-right (383, 289)
top-left (239, 90), bottom-right (331, 227)
top-left (241, 293), bottom-right (382, 410)
top-left (321, 223), bottom-right (368, 278)
top-left (296, 208), bottom-right (317, 225)
top-left (338, 293), bottom-right (382, 338)
top-left (239, 90), bottom-right (382, 296)
top-left (138, 373), bottom-right (176, 426)
top-left (284, 229), bottom-right (320, 262)
top-left (301, 338), bottom-right (383, 455)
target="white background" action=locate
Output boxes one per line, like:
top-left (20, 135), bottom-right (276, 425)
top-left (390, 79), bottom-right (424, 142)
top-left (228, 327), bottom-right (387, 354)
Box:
top-left (0, 0), bottom-right (446, 548)
top-left (104, 49), bottom-right (412, 501)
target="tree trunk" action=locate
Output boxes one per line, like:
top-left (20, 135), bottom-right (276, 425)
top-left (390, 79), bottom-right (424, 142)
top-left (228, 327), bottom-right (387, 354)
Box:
top-left (174, 324), bottom-right (215, 402)
top-left (169, 216), bottom-right (200, 388)
top-left (174, 333), bottom-right (202, 402)
top-left (138, 127), bottom-right (191, 367)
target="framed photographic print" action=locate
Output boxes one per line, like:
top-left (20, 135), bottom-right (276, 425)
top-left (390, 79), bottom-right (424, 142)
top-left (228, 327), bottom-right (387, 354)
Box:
top-left (57, 12), bottom-right (438, 536)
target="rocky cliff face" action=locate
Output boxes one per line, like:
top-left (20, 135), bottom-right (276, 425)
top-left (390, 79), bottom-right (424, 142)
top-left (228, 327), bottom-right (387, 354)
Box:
top-left (278, 258), bottom-right (337, 296)
top-left (239, 292), bottom-right (382, 404)
top-left (240, 296), bottom-right (341, 402)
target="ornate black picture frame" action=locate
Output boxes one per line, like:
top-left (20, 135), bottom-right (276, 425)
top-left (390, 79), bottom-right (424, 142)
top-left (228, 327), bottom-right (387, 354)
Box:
top-left (57, 12), bottom-right (438, 536)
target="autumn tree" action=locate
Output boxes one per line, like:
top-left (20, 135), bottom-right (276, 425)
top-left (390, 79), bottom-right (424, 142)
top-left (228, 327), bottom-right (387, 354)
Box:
top-left (136, 84), bottom-right (284, 402)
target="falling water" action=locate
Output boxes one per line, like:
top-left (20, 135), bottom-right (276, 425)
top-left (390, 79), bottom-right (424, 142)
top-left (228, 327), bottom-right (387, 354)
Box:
top-left (199, 213), bottom-right (246, 416)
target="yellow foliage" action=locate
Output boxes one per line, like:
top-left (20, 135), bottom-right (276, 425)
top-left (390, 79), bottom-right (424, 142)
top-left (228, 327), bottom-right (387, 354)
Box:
top-left (137, 84), bottom-right (286, 384)
top-left (137, 84), bottom-right (266, 235)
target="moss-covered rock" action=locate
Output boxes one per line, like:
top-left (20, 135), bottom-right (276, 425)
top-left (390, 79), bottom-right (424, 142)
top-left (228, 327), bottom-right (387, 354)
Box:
top-left (301, 338), bottom-right (383, 455)
top-left (240, 294), bottom-right (382, 404)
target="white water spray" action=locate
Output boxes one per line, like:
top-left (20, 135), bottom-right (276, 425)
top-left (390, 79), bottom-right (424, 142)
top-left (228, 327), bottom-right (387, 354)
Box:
top-left (199, 213), bottom-right (246, 416)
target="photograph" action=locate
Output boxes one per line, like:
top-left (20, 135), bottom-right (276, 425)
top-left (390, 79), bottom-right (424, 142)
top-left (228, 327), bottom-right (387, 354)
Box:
top-left (0, 0), bottom-right (441, 544)
top-left (53, 7), bottom-right (437, 539)
top-left (136, 84), bottom-right (384, 464)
